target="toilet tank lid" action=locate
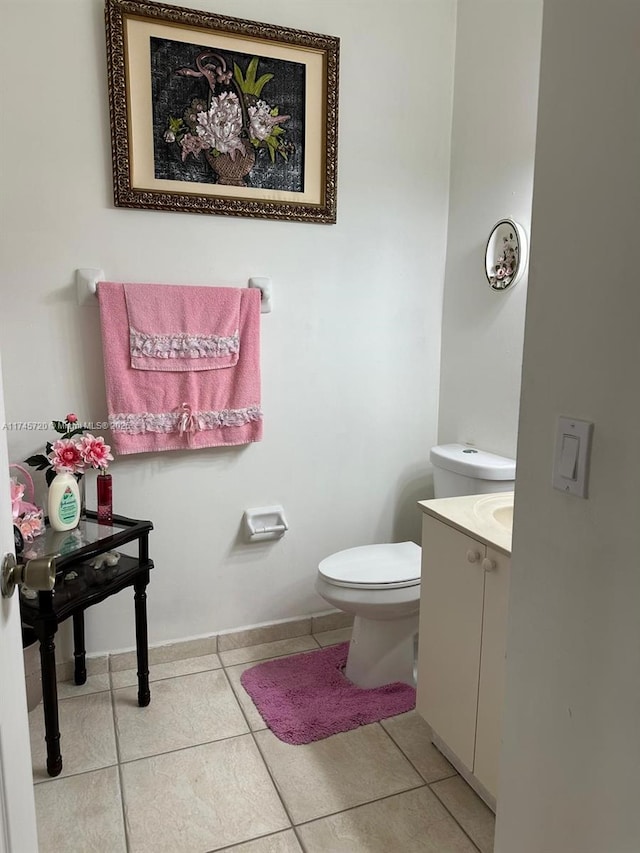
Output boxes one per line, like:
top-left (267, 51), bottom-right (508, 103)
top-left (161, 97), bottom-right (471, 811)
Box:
top-left (430, 444), bottom-right (516, 480)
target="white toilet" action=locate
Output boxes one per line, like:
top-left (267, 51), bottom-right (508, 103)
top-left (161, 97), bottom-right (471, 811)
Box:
top-left (316, 444), bottom-right (516, 688)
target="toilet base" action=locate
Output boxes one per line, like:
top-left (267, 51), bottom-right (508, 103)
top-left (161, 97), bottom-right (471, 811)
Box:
top-left (345, 612), bottom-right (419, 689)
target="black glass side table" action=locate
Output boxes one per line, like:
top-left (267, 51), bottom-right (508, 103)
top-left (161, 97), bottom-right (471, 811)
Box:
top-left (19, 511), bottom-right (154, 777)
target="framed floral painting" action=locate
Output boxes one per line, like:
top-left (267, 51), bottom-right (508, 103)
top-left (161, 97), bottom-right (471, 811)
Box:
top-left (105, 0), bottom-right (339, 223)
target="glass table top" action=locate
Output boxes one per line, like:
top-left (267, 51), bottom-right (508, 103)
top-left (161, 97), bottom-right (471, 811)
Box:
top-left (23, 518), bottom-right (130, 560)
top-left (19, 512), bottom-right (152, 569)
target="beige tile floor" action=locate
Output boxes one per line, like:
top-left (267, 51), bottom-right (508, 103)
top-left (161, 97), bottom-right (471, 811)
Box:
top-left (30, 628), bottom-right (495, 853)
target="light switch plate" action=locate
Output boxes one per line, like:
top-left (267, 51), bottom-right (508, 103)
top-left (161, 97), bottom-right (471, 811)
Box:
top-left (552, 416), bottom-right (594, 498)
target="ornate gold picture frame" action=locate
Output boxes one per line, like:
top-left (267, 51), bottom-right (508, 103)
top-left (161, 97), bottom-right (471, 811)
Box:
top-left (105, 0), bottom-right (339, 223)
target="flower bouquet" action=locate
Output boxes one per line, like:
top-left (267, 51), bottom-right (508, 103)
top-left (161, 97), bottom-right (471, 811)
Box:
top-left (25, 414), bottom-right (113, 484)
top-left (25, 414), bottom-right (114, 530)
top-left (164, 52), bottom-right (294, 187)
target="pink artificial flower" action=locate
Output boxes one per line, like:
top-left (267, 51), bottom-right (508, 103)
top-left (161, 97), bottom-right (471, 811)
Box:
top-left (78, 434), bottom-right (113, 470)
top-left (179, 133), bottom-right (206, 162)
top-left (48, 438), bottom-right (85, 474)
top-left (215, 65), bottom-right (232, 84)
top-left (66, 413), bottom-right (78, 424)
top-left (10, 478), bottom-right (25, 520)
top-left (17, 511), bottom-right (44, 542)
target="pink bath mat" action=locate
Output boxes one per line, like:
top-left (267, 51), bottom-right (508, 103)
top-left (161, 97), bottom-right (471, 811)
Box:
top-left (239, 642), bottom-right (416, 745)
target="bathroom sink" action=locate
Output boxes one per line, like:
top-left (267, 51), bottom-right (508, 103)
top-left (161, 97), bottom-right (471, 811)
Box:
top-left (472, 493), bottom-right (514, 534)
top-left (491, 504), bottom-right (513, 531)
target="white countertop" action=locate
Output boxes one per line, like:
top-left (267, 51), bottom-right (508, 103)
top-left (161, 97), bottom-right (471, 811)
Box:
top-left (418, 492), bottom-right (513, 556)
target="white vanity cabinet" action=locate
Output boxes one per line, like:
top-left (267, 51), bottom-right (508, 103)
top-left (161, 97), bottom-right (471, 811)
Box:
top-left (416, 512), bottom-right (511, 804)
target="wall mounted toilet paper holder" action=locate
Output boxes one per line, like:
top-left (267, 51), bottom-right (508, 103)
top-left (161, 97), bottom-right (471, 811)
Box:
top-left (243, 506), bottom-right (288, 543)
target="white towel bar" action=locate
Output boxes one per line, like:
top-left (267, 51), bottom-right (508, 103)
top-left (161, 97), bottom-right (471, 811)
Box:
top-left (75, 269), bottom-right (272, 313)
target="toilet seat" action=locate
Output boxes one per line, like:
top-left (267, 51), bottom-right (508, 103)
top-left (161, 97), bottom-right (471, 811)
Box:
top-left (318, 542), bottom-right (421, 590)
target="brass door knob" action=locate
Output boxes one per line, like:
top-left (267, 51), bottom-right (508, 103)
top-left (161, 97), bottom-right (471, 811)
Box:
top-left (1, 553), bottom-right (57, 599)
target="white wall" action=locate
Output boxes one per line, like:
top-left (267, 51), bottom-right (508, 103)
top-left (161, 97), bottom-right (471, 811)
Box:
top-left (438, 0), bottom-right (542, 460)
top-left (496, 2), bottom-right (640, 851)
top-left (0, 0), bottom-right (456, 654)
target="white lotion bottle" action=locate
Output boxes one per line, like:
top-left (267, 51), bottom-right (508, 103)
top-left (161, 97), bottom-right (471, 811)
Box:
top-left (48, 472), bottom-right (81, 531)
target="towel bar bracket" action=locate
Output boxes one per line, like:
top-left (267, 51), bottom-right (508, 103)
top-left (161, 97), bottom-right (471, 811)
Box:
top-left (248, 277), bottom-right (272, 313)
top-left (76, 268), bottom-right (104, 306)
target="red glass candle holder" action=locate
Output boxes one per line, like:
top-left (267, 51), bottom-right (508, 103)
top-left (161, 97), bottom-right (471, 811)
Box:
top-left (97, 473), bottom-right (113, 524)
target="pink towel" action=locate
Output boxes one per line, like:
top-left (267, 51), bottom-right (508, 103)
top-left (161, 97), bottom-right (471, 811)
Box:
top-left (98, 283), bottom-right (262, 455)
top-left (124, 283), bottom-right (241, 372)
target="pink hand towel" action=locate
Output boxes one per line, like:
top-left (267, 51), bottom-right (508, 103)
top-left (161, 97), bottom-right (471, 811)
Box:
top-left (98, 283), bottom-right (262, 455)
top-left (124, 283), bottom-right (241, 371)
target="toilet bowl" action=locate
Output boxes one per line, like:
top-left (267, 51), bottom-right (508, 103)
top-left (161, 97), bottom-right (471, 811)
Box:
top-left (316, 444), bottom-right (516, 689)
top-left (316, 542), bottom-right (421, 689)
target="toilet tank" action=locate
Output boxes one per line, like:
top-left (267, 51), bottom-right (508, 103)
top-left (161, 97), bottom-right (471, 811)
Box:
top-left (430, 444), bottom-right (515, 498)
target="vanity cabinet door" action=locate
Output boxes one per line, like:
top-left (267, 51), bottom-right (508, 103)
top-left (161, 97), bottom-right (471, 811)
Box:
top-left (473, 547), bottom-right (511, 798)
top-left (417, 515), bottom-right (485, 771)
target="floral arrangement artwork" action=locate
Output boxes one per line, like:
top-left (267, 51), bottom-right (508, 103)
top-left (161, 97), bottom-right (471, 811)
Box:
top-left (488, 234), bottom-right (519, 289)
top-left (163, 51), bottom-right (294, 188)
top-left (106, 0), bottom-right (339, 221)
top-left (25, 414), bottom-right (113, 485)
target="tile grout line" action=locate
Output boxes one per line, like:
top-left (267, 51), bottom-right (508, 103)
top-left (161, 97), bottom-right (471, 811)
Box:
top-left (216, 665), bottom-right (311, 850)
top-left (216, 632), bottom-right (346, 853)
top-left (204, 827), bottom-right (301, 853)
top-left (217, 666), bottom-right (302, 846)
top-left (216, 634), bottom-right (331, 671)
top-left (109, 667), bottom-right (131, 853)
top-left (32, 760), bottom-right (120, 786)
top-left (111, 664), bottom-right (225, 692)
top-left (248, 729), bottom-right (308, 853)
top-left (56, 685), bottom-right (111, 697)
top-left (218, 639), bottom-right (325, 669)
top-left (378, 718), bottom-right (459, 784)
top-left (377, 720), bottom-right (486, 852)
top-left (289, 780), bottom-right (459, 832)
top-left (427, 781), bottom-right (484, 853)
top-left (112, 729), bottom-right (256, 768)
top-left (296, 828), bottom-right (310, 853)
